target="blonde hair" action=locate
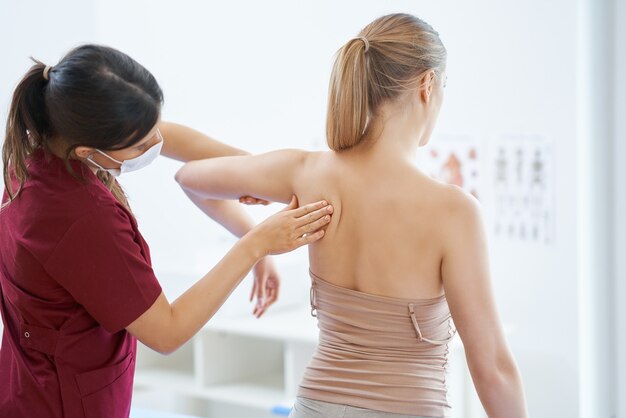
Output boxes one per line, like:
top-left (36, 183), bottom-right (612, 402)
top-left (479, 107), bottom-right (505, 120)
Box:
top-left (326, 13), bottom-right (447, 151)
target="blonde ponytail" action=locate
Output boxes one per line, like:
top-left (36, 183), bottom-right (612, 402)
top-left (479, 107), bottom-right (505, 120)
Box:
top-left (326, 13), bottom-right (447, 151)
top-left (326, 38), bottom-right (371, 151)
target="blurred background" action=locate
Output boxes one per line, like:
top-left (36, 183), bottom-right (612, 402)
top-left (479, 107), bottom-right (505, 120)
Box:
top-left (0, 1), bottom-right (624, 417)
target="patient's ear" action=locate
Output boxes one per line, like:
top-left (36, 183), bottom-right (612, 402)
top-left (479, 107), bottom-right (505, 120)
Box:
top-left (419, 70), bottom-right (436, 104)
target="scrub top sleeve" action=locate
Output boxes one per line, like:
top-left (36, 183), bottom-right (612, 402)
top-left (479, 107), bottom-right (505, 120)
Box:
top-left (43, 205), bottom-right (162, 333)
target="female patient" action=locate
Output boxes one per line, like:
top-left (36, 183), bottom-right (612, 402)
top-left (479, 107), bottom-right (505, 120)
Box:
top-left (176, 13), bottom-right (528, 418)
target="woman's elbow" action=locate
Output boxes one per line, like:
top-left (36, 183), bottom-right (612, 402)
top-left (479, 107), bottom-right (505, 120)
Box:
top-left (143, 336), bottom-right (184, 356)
top-left (468, 353), bottom-right (528, 417)
top-left (174, 164), bottom-right (194, 189)
top-left (155, 343), bottom-right (181, 356)
top-left (469, 354), bottom-right (523, 390)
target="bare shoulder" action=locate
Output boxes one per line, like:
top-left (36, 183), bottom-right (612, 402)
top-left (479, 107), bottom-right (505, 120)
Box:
top-left (270, 148), bottom-right (311, 163)
top-left (274, 149), bottom-right (325, 167)
top-left (287, 150), bottom-right (334, 193)
top-left (296, 150), bottom-right (335, 175)
top-left (301, 150), bottom-right (331, 163)
top-left (415, 175), bottom-right (483, 231)
top-left (262, 148), bottom-right (314, 178)
top-left (435, 184), bottom-right (486, 252)
top-left (440, 184), bottom-right (481, 218)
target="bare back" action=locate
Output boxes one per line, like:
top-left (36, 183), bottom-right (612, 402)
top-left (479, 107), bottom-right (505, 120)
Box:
top-left (176, 135), bottom-right (527, 417)
top-left (293, 150), bottom-right (456, 300)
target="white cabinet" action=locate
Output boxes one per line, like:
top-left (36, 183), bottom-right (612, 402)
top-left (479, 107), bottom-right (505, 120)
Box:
top-left (133, 307), bottom-right (319, 418)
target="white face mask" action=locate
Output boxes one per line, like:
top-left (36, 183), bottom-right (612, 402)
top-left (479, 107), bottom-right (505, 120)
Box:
top-left (88, 129), bottom-right (163, 177)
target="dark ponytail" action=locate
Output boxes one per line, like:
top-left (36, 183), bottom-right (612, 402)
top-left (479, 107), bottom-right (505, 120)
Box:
top-left (2, 60), bottom-right (49, 202)
top-left (2, 45), bottom-right (164, 211)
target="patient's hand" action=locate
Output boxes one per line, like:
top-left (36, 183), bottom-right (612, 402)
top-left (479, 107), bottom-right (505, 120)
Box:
top-left (250, 257), bottom-right (280, 318)
top-left (239, 196), bottom-right (271, 206)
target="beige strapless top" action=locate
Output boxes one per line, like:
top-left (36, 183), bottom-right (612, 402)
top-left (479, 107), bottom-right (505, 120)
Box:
top-left (298, 270), bottom-right (456, 417)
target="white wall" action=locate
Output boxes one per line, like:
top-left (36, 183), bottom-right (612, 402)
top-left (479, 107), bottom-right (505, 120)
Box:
top-left (1, 1), bottom-right (622, 417)
top-left (0, 0), bottom-right (98, 132)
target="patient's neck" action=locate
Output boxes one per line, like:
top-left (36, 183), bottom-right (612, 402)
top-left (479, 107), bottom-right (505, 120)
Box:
top-left (352, 111), bottom-right (426, 164)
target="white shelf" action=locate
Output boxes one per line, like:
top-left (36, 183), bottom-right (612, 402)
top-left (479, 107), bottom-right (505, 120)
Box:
top-left (198, 373), bottom-right (286, 409)
top-left (133, 308), bottom-right (315, 417)
top-left (135, 368), bottom-right (287, 409)
top-left (135, 368), bottom-right (196, 393)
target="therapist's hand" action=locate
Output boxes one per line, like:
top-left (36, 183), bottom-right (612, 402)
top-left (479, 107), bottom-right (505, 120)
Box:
top-left (250, 257), bottom-right (280, 318)
top-left (246, 196), bottom-right (332, 257)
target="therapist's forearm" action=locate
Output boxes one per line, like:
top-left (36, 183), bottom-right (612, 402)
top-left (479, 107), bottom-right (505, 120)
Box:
top-left (128, 234), bottom-right (260, 355)
top-left (158, 121), bottom-right (248, 162)
top-left (166, 234), bottom-right (261, 352)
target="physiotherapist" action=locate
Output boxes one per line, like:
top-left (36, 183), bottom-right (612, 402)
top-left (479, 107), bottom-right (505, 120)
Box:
top-left (0, 44), bottom-right (333, 417)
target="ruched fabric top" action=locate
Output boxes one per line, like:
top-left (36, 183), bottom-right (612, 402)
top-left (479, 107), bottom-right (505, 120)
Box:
top-left (298, 270), bottom-right (456, 417)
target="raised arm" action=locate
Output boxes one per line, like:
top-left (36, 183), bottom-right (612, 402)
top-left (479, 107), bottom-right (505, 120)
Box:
top-left (158, 122), bottom-right (289, 316)
top-left (157, 121), bottom-right (259, 236)
top-left (441, 187), bottom-right (528, 418)
top-left (174, 148), bottom-right (315, 316)
top-left (158, 121), bottom-right (249, 162)
top-left (174, 149), bottom-right (309, 204)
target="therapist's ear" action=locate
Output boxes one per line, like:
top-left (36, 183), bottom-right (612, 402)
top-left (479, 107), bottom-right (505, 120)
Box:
top-left (74, 146), bottom-right (95, 159)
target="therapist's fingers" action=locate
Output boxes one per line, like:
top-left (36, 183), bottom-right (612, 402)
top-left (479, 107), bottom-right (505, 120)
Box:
top-left (252, 197), bottom-right (332, 255)
top-left (297, 214), bottom-right (332, 236)
top-left (293, 204), bottom-right (334, 228)
top-left (289, 198), bottom-right (330, 219)
top-left (295, 229), bottom-right (326, 246)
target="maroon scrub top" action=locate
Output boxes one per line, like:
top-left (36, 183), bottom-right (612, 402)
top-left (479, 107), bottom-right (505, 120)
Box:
top-left (0, 149), bottom-right (162, 417)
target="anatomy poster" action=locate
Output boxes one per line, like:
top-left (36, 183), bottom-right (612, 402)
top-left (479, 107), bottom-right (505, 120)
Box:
top-left (492, 134), bottom-right (555, 244)
top-left (419, 135), bottom-right (482, 200)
